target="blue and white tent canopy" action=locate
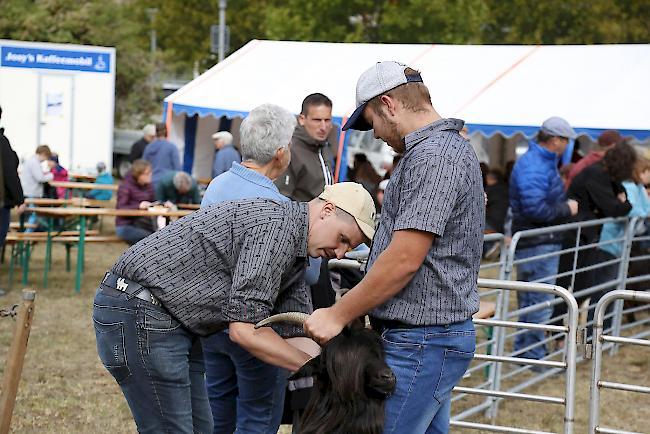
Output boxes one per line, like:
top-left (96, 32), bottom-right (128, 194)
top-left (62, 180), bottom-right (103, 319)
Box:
top-left (164, 40), bottom-right (650, 179)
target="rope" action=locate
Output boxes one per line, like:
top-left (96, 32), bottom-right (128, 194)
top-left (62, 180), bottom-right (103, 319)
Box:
top-left (0, 305), bottom-right (19, 319)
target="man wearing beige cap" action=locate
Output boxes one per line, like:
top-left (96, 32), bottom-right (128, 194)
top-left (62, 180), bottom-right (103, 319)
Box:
top-left (305, 61), bottom-right (485, 433)
top-left (212, 130), bottom-right (241, 178)
top-left (92, 182), bottom-right (374, 434)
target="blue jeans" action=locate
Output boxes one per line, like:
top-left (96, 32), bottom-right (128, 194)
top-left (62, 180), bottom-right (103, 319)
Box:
top-left (381, 320), bottom-right (475, 434)
top-left (514, 243), bottom-right (561, 360)
top-left (115, 224), bottom-right (153, 245)
top-left (93, 287), bottom-right (213, 434)
top-left (202, 332), bottom-right (287, 434)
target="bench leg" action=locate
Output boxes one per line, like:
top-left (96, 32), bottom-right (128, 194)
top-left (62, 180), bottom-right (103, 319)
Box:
top-left (66, 244), bottom-right (71, 272)
top-left (74, 216), bottom-right (87, 293)
top-left (43, 217), bottom-right (54, 288)
top-left (8, 245), bottom-right (16, 290)
top-left (21, 242), bottom-right (31, 287)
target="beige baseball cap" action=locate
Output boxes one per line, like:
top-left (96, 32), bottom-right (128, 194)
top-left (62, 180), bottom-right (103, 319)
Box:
top-left (318, 182), bottom-right (376, 240)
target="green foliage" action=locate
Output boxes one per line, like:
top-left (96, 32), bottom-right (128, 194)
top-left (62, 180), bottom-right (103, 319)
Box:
top-left (1, 0), bottom-right (648, 128)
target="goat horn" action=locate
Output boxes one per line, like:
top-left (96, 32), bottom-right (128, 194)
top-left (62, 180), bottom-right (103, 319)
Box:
top-left (254, 312), bottom-right (309, 329)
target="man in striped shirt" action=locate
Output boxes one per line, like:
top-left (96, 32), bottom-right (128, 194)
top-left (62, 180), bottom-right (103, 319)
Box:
top-left (305, 61), bottom-right (484, 434)
top-left (92, 182), bottom-right (376, 434)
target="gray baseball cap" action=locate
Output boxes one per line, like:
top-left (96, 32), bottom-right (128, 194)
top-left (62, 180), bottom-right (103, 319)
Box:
top-left (342, 61), bottom-right (423, 131)
top-left (540, 116), bottom-right (577, 140)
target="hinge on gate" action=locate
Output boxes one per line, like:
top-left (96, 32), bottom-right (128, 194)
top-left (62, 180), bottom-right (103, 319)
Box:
top-left (577, 327), bottom-right (593, 359)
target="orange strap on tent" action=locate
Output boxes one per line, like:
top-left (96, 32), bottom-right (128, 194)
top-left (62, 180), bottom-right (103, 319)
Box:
top-left (334, 118), bottom-right (348, 183)
top-left (165, 102), bottom-right (173, 138)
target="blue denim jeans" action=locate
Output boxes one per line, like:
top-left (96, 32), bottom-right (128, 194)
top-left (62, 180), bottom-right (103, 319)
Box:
top-left (115, 224), bottom-right (153, 246)
top-left (93, 287), bottom-right (213, 434)
top-left (381, 320), bottom-right (475, 434)
top-left (202, 332), bottom-right (287, 434)
top-left (514, 243), bottom-right (562, 360)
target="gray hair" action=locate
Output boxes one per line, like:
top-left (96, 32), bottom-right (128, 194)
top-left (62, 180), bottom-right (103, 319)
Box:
top-left (173, 171), bottom-right (193, 191)
top-left (239, 104), bottom-right (297, 165)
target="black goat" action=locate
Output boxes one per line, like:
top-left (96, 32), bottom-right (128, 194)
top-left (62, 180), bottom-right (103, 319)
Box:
top-left (256, 314), bottom-right (396, 434)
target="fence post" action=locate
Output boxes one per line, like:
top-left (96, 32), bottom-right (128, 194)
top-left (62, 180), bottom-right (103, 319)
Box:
top-left (485, 237), bottom-right (518, 420)
top-left (0, 290), bottom-right (37, 434)
top-left (610, 217), bottom-right (636, 355)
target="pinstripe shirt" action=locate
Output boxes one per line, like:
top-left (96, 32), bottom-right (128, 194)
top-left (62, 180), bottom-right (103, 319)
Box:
top-left (368, 118), bottom-right (483, 325)
top-left (111, 199), bottom-right (311, 336)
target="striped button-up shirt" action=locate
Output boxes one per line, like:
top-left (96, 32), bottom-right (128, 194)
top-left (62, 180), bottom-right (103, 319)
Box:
top-left (368, 118), bottom-right (484, 325)
top-left (111, 199), bottom-right (311, 336)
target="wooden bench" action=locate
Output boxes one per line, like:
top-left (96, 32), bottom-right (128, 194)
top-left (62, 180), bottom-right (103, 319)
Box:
top-left (8, 223), bottom-right (38, 231)
top-left (3, 232), bottom-right (123, 289)
top-left (4, 230), bottom-right (100, 241)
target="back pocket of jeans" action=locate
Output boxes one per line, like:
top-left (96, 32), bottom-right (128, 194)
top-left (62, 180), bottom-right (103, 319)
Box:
top-left (433, 348), bottom-right (474, 404)
top-left (93, 319), bottom-right (131, 384)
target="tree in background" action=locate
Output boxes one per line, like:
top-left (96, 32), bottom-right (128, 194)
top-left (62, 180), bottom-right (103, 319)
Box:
top-left (1, 0), bottom-right (649, 127)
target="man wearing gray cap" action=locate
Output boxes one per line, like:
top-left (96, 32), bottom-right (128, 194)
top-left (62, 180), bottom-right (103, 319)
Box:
top-left (509, 116), bottom-right (579, 362)
top-left (212, 131), bottom-right (241, 178)
top-left (305, 61), bottom-right (485, 433)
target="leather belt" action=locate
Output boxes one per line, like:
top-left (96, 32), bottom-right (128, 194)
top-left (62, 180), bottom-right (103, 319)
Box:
top-left (101, 272), bottom-right (161, 306)
top-left (369, 317), bottom-right (422, 334)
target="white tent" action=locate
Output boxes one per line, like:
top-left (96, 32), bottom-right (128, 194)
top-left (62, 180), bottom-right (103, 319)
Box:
top-left (164, 40), bottom-right (650, 180)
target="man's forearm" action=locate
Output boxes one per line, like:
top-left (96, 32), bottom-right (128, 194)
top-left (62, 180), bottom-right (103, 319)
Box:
top-left (229, 322), bottom-right (311, 371)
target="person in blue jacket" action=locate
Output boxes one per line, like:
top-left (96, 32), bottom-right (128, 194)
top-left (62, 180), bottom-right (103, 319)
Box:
top-left (142, 123), bottom-right (182, 186)
top-left (86, 162), bottom-right (114, 201)
top-left (509, 116), bottom-right (579, 362)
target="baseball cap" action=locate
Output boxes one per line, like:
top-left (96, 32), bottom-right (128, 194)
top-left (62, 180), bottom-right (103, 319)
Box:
top-left (540, 117), bottom-right (577, 140)
top-left (342, 61), bottom-right (423, 131)
top-left (212, 131), bottom-right (233, 144)
top-left (318, 182), bottom-right (377, 240)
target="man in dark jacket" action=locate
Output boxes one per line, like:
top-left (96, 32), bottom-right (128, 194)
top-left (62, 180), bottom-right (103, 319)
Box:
top-left (1, 106), bottom-right (26, 295)
top-left (275, 93), bottom-right (335, 202)
top-left (509, 116), bottom-right (579, 361)
top-left (274, 93), bottom-right (337, 425)
top-left (142, 123), bottom-right (182, 186)
top-left (155, 171), bottom-right (201, 205)
top-left (128, 124), bottom-right (156, 162)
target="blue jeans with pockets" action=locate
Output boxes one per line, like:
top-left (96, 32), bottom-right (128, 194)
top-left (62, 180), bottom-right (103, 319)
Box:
top-left (514, 243), bottom-right (562, 360)
top-left (381, 319), bottom-right (475, 434)
top-left (93, 287), bottom-right (213, 434)
top-left (202, 331), bottom-right (287, 434)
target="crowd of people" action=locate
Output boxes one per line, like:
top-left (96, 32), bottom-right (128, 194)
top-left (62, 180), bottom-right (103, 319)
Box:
top-left (90, 61), bottom-right (484, 434)
top-left (2, 56), bottom-right (649, 434)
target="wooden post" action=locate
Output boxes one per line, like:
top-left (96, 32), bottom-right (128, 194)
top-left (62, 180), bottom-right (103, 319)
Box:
top-left (0, 289), bottom-right (37, 434)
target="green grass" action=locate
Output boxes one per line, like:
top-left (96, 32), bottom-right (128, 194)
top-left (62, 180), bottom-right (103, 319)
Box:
top-left (0, 224), bottom-right (648, 433)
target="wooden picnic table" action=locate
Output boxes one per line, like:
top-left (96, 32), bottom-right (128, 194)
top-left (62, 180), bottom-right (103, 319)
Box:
top-left (24, 197), bottom-right (113, 208)
top-left (48, 180), bottom-right (118, 191)
top-left (177, 203), bottom-right (200, 210)
top-left (68, 173), bottom-right (97, 182)
top-left (31, 206), bottom-right (193, 292)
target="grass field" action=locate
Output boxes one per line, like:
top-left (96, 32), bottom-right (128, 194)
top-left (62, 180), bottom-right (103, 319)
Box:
top-left (0, 220), bottom-right (648, 433)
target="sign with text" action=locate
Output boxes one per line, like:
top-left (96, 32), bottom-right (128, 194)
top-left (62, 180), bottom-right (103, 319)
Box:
top-left (0, 45), bottom-right (111, 73)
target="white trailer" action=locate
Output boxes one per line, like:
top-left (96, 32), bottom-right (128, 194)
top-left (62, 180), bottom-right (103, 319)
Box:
top-left (0, 39), bottom-right (115, 171)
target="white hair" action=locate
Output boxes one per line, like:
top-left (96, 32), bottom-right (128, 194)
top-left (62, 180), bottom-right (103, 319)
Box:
top-left (239, 104), bottom-right (297, 165)
top-left (142, 124), bottom-right (156, 136)
top-left (173, 171), bottom-right (193, 190)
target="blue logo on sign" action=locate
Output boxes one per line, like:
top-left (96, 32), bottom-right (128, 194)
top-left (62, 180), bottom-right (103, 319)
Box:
top-left (0, 45), bottom-right (111, 73)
